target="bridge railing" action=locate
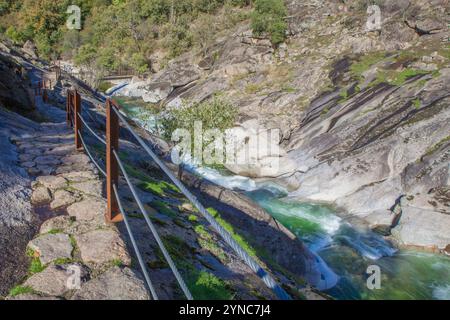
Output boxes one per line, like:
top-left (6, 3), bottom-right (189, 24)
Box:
top-left (65, 90), bottom-right (291, 301)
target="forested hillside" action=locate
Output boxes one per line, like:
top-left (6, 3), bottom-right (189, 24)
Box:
top-left (0, 0), bottom-right (286, 76)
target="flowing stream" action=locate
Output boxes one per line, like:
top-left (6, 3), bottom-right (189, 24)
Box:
top-left (116, 95), bottom-right (450, 300)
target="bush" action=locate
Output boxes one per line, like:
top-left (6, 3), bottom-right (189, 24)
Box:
top-left (160, 95), bottom-right (238, 142)
top-left (160, 95), bottom-right (238, 166)
top-left (251, 0), bottom-right (287, 45)
top-left (5, 26), bottom-right (24, 44)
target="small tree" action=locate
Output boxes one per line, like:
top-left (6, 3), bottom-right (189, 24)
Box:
top-left (251, 0), bottom-right (287, 46)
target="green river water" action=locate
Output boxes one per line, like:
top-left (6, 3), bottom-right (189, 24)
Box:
top-left (248, 189), bottom-right (450, 300)
top-left (117, 95), bottom-right (450, 300)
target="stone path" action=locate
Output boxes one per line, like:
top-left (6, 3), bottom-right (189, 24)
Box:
top-left (7, 122), bottom-right (149, 300)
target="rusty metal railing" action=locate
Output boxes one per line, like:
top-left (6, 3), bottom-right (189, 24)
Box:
top-left (65, 89), bottom-right (291, 300)
top-left (32, 65), bottom-right (61, 107)
top-left (65, 90), bottom-right (192, 300)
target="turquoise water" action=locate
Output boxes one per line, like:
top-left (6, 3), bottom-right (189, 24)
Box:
top-left (121, 96), bottom-right (450, 300)
top-left (248, 189), bottom-right (450, 300)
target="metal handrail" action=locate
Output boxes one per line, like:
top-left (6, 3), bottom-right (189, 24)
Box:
top-left (113, 149), bottom-right (193, 300)
top-left (113, 184), bottom-right (158, 299)
top-left (77, 129), bottom-right (106, 177)
top-left (67, 89), bottom-right (291, 300)
top-left (111, 105), bottom-right (291, 300)
top-left (78, 114), bottom-right (107, 145)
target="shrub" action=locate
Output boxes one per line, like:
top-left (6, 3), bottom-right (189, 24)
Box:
top-left (251, 0), bottom-right (287, 45)
top-left (160, 95), bottom-right (238, 142)
top-left (5, 26), bottom-right (24, 44)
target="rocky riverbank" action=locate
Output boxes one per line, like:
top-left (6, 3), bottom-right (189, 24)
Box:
top-left (1, 41), bottom-right (327, 299)
top-left (108, 0), bottom-right (450, 252)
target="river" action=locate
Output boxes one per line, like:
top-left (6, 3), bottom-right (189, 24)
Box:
top-left (115, 95), bottom-right (450, 300)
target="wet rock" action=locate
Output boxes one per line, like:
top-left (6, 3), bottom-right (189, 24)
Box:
top-left (67, 197), bottom-right (106, 221)
top-left (74, 230), bottom-right (131, 266)
top-left (28, 233), bottom-right (73, 265)
top-left (50, 190), bottom-right (79, 210)
top-left (24, 264), bottom-right (86, 297)
top-left (36, 176), bottom-right (68, 191)
top-left (71, 267), bottom-right (149, 300)
top-left (31, 186), bottom-right (52, 205)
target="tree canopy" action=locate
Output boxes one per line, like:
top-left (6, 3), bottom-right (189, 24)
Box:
top-left (0, 0), bottom-right (287, 77)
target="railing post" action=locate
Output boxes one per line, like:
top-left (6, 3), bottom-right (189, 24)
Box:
top-left (66, 91), bottom-right (72, 126)
top-left (106, 99), bottom-right (123, 223)
top-left (74, 90), bottom-right (82, 150)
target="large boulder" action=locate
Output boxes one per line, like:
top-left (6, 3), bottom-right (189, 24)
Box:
top-left (223, 119), bottom-right (297, 178)
top-left (391, 205), bottom-right (450, 250)
top-left (142, 82), bottom-right (173, 103)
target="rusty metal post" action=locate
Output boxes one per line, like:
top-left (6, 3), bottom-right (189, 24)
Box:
top-left (74, 90), bottom-right (82, 150)
top-left (67, 91), bottom-right (73, 126)
top-left (66, 92), bottom-right (70, 125)
top-left (106, 99), bottom-right (123, 223)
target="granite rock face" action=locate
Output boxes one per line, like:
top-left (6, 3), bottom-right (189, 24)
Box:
top-left (107, 0), bottom-right (450, 250)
